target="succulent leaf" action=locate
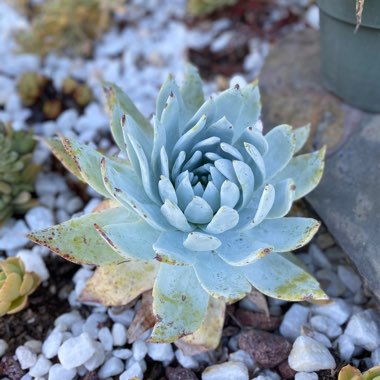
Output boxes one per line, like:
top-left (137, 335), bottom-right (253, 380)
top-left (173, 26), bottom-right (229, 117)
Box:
top-left (244, 252), bottom-right (328, 301)
top-left (96, 221), bottom-right (159, 261)
top-left (44, 137), bottom-right (85, 182)
top-left (0, 257), bottom-right (40, 317)
top-left (272, 146), bottom-right (326, 200)
top-left (294, 124), bottom-right (311, 153)
top-left (0, 123), bottom-right (40, 225)
top-left (249, 217), bottom-right (320, 252)
top-left (180, 64), bottom-right (205, 119)
top-left (28, 207), bottom-right (131, 265)
top-left (266, 179), bottom-right (296, 219)
top-left (101, 157), bottom-right (172, 231)
top-left (104, 82), bottom-right (152, 154)
top-left (79, 260), bottom-right (159, 306)
top-left (151, 263), bottom-right (209, 342)
top-left (263, 124), bottom-right (296, 180)
top-left (176, 297), bottom-right (225, 355)
top-left (194, 253), bottom-right (251, 302)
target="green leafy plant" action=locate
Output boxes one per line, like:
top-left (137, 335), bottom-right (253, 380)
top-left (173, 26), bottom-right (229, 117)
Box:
top-left (187, 0), bottom-right (238, 16)
top-left (0, 257), bottom-right (40, 317)
top-left (29, 65), bottom-right (327, 343)
top-left (338, 364), bottom-right (380, 380)
top-left (0, 122), bottom-right (39, 226)
top-left (15, 0), bottom-right (119, 57)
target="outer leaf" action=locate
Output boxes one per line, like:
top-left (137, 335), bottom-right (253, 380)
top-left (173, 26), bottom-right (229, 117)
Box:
top-left (101, 157), bottom-right (172, 231)
top-left (151, 264), bottom-right (209, 343)
top-left (250, 217), bottom-right (320, 252)
top-left (272, 147), bottom-right (326, 200)
top-left (266, 179), bottom-right (296, 219)
top-left (263, 125), bottom-right (296, 180)
top-left (194, 253), bottom-right (251, 302)
top-left (153, 231), bottom-right (197, 265)
top-left (156, 75), bottom-right (183, 121)
top-left (61, 137), bottom-right (112, 198)
top-left (175, 297), bottom-right (226, 355)
top-left (95, 221), bottom-right (159, 261)
top-left (217, 231), bottom-right (273, 266)
top-left (180, 64), bottom-right (204, 120)
top-left (294, 124), bottom-right (310, 153)
top-left (103, 82), bottom-right (152, 153)
top-left (28, 207), bottom-right (130, 265)
top-left (43, 137), bottom-right (85, 182)
top-left (79, 260), bottom-right (159, 306)
top-left (244, 252), bottom-right (328, 301)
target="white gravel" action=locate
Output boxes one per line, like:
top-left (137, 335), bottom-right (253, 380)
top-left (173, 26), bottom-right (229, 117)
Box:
top-left (202, 361), bottom-right (249, 380)
top-left (288, 336), bottom-right (336, 372)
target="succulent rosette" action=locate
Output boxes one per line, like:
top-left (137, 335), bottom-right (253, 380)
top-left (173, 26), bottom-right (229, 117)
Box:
top-left (29, 65), bottom-right (327, 342)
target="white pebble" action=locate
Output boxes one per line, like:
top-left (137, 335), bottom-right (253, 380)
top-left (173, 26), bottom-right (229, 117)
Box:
top-left (229, 350), bottom-right (255, 371)
top-left (35, 173), bottom-right (67, 196)
top-left (112, 322), bottom-right (128, 346)
top-left (371, 347), bottom-right (380, 366)
top-left (84, 342), bottom-right (105, 371)
top-left (71, 320), bottom-right (85, 337)
top-left (83, 312), bottom-right (108, 339)
top-left (17, 250), bottom-right (49, 282)
top-left (311, 298), bottom-right (351, 325)
top-left (304, 5), bottom-right (319, 29)
top-left (98, 357), bottom-right (124, 379)
top-left (303, 329), bottom-right (331, 349)
top-left (0, 220), bottom-right (29, 250)
top-left (66, 197), bottom-right (84, 214)
top-left (176, 349), bottom-right (199, 369)
top-left (42, 329), bottom-right (64, 359)
top-left (345, 309), bottom-right (380, 351)
top-left (120, 362), bottom-right (144, 380)
top-left (295, 372), bottom-right (318, 380)
top-left (288, 336), bottom-right (336, 372)
top-left (147, 343), bottom-right (174, 362)
top-left (48, 363), bottom-right (76, 380)
top-left (108, 307), bottom-right (134, 326)
top-left (337, 334), bottom-right (355, 362)
top-left (132, 340), bottom-right (148, 361)
top-left (308, 244), bottom-right (331, 269)
top-left (58, 332), bottom-right (96, 369)
top-left (24, 340), bottom-right (42, 354)
top-left (279, 304), bottom-right (310, 342)
top-left (113, 349), bottom-right (133, 360)
top-left (16, 346), bottom-right (37, 369)
top-left (337, 265), bottom-right (362, 294)
top-left (25, 206), bottom-right (54, 231)
top-left (0, 339), bottom-right (8, 357)
top-left (202, 361), bottom-right (249, 380)
top-left (310, 315), bottom-right (342, 338)
top-left (29, 355), bottom-right (52, 377)
top-left (55, 311), bottom-right (83, 329)
top-left (98, 327), bottom-right (113, 351)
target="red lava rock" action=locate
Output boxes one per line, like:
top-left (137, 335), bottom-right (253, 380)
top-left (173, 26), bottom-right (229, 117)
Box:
top-left (238, 329), bottom-right (292, 369)
top-left (277, 359), bottom-right (297, 379)
top-left (0, 355), bottom-right (24, 380)
top-left (166, 366), bottom-right (199, 380)
top-left (235, 309), bottom-right (282, 331)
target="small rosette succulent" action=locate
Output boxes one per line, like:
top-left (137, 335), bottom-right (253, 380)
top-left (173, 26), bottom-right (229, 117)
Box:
top-left (0, 257), bottom-right (40, 317)
top-left (0, 122), bottom-right (39, 225)
top-left (29, 65), bottom-right (327, 342)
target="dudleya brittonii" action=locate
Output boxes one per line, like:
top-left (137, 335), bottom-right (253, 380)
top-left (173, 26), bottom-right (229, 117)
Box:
top-left (29, 65), bottom-right (328, 342)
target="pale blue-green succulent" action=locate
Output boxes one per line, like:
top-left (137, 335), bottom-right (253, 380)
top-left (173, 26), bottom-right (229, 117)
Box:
top-left (29, 65), bottom-right (327, 342)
